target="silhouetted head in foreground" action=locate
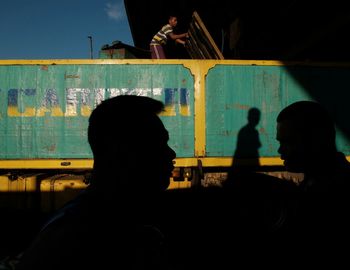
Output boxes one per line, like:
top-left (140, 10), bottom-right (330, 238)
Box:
top-left (276, 100), bottom-right (336, 173)
top-left (88, 95), bottom-right (176, 192)
top-left (16, 95), bottom-right (176, 270)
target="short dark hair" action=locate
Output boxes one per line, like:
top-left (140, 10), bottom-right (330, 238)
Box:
top-left (277, 100), bottom-right (336, 147)
top-left (88, 95), bottom-right (164, 157)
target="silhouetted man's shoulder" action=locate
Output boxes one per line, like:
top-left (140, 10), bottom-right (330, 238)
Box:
top-left (224, 171), bottom-right (298, 194)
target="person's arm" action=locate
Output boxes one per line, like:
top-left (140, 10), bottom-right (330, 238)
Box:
top-left (169, 32), bottom-right (188, 40)
top-left (175, 39), bottom-right (186, 45)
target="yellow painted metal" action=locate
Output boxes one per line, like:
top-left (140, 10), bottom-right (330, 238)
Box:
top-left (0, 174), bottom-right (41, 192)
top-left (0, 158), bottom-right (198, 169)
top-left (0, 174), bottom-right (11, 192)
top-left (183, 61), bottom-right (216, 157)
top-left (168, 157), bottom-right (285, 167)
top-left (18, 175), bottom-right (38, 192)
top-left (0, 159), bottom-right (94, 169)
top-left (173, 158), bottom-right (198, 167)
top-left (198, 157), bottom-right (284, 167)
top-left (3, 155), bottom-right (349, 169)
top-left (1, 59), bottom-right (350, 67)
top-left (40, 174), bottom-right (88, 212)
top-left (0, 157), bottom-right (285, 170)
top-left (0, 59), bottom-right (197, 65)
top-left (167, 178), bottom-right (192, 190)
top-left (175, 157), bottom-right (284, 167)
top-left (0, 174), bottom-right (44, 209)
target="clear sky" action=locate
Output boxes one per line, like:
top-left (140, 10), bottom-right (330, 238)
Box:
top-left (0, 0), bottom-right (133, 59)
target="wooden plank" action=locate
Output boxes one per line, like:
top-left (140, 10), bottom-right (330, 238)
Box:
top-left (191, 22), bottom-right (213, 58)
top-left (186, 11), bottom-right (224, 59)
top-left (188, 23), bottom-right (210, 58)
top-left (186, 38), bottom-right (203, 59)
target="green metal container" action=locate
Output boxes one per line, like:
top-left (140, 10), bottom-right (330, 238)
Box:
top-left (1, 60), bottom-right (349, 170)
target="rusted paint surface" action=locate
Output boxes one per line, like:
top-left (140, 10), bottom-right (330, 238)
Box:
top-left (206, 65), bottom-right (350, 157)
top-left (0, 64), bottom-right (194, 159)
top-left (1, 61), bottom-right (350, 165)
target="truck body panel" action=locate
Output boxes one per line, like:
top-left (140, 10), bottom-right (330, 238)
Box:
top-left (1, 59), bottom-right (350, 170)
top-left (0, 62), bottom-right (194, 161)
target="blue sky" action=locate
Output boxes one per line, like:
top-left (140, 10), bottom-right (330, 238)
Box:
top-left (0, 0), bottom-right (133, 59)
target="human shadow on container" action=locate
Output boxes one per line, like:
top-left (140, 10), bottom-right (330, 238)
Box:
top-left (224, 101), bottom-right (350, 266)
top-left (223, 107), bottom-right (297, 243)
top-left (270, 100), bottom-right (350, 266)
top-left (227, 107), bottom-right (262, 182)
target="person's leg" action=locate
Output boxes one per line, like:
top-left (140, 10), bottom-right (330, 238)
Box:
top-left (150, 45), bottom-right (166, 59)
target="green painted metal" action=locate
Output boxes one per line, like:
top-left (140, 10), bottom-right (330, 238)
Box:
top-left (1, 62), bottom-right (350, 164)
top-left (206, 65), bottom-right (350, 158)
top-left (0, 64), bottom-right (195, 159)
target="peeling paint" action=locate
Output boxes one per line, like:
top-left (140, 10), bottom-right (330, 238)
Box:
top-left (64, 73), bottom-right (80, 79)
top-left (0, 63), bottom-right (195, 159)
top-left (225, 103), bottom-right (250, 110)
top-left (3, 87), bottom-right (191, 118)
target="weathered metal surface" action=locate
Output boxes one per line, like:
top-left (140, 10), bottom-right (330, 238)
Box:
top-left (40, 174), bottom-right (89, 212)
top-left (206, 64), bottom-right (350, 158)
top-left (0, 64), bottom-right (195, 159)
top-left (1, 60), bottom-right (350, 169)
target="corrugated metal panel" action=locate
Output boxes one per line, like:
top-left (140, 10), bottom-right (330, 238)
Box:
top-left (0, 64), bottom-right (195, 159)
top-left (1, 60), bottom-right (350, 169)
top-left (205, 64), bottom-right (350, 158)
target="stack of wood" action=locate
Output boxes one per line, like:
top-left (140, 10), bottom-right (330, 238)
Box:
top-left (186, 11), bottom-right (224, 59)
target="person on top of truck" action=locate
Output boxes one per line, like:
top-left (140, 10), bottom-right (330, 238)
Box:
top-left (150, 15), bottom-right (188, 59)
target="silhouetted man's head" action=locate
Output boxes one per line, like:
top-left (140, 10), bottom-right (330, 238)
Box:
top-left (276, 101), bottom-right (336, 172)
top-left (88, 95), bottom-right (176, 192)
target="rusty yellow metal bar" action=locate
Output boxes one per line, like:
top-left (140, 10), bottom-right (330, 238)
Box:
top-left (0, 158), bottom-right (199, 169)
top-left (0, 157), bottom-right (284, 169)
top-left (182, 61), bottom-right (216, 157)
top-left (198, 157), bottom-right (283, 167)
top-left (1, 59), bottom-right (349, 67)
top-left (0, 159), bottom-right (94, 169)
top-left (168, 157), bottom-right (284, 167)
top-left (4, 156), bottom-right (350, 169)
